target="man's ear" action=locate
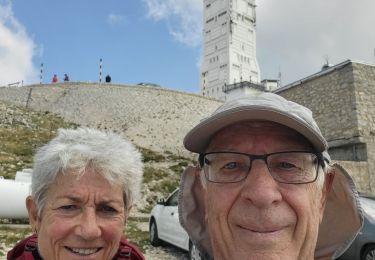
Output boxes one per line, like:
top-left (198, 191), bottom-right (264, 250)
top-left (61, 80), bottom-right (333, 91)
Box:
top-left (319, 169), bottom-right (335, 220)
top-left (324, 169), bottom-right (335, 197)
top-left (26, 196), bottom-right (39, 232)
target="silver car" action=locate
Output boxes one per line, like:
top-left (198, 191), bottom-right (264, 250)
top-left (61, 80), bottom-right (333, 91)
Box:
top-left (149, 188), bottom-right (203, 260)
top-left (337, 195), bottom-right (375, 260)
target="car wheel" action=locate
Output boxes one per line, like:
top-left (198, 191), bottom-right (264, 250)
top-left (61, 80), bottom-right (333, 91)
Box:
top-left (189, 240), bottom-right (202, 260)
top-left (362, 244), bottom-right (375, 260)
top-left (150, 219), bottom-right (161, 246)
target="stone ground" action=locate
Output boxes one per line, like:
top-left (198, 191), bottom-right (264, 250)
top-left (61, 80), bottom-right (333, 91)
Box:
top-left (137, 221), bottom-right (189, 260)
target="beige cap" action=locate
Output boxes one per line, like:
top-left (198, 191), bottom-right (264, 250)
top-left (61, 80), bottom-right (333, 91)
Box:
top-left (184, 93), bottom-right (328, 153)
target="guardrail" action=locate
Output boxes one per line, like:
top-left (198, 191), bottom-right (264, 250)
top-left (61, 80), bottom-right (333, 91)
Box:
top-left (223, 81), bottom-right (265, 93)
top-left (6, 81), bottom-right (24, 87)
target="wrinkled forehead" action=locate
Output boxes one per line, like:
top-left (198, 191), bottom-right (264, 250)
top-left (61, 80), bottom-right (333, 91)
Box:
top-left (206, 120), bottom-right (314, 151)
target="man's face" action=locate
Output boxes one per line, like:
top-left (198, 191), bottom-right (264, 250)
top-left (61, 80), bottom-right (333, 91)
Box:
top-left (203, 122), bottom-right (330, 260)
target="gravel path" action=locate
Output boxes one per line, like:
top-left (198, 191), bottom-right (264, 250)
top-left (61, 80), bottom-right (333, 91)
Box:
top-left (137, 220), bottom-right (189, 260)
top-left (144, 245), bottom-right (188, 260)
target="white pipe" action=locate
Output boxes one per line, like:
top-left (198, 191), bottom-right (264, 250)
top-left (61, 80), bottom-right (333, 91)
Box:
top-left (0, 170), bottom-right (32, 219)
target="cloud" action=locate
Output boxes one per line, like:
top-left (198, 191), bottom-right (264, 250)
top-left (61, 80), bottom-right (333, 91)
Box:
top-left (107, 13), bottom-right (126, 26)
top-left (256, 0), bottom-right (375, 84)
top-left (142, 0), bottom-right (202, 48)
top-left (144, 0), bottom-right (375, 86)
top-left (0, 1), bottom-right (38, 86)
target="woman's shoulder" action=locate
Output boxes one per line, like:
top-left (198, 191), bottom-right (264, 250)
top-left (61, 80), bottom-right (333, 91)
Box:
top-left (7, 234), bottom-right (41, 260)
top-left (116, 237), bottom-right (145, 260)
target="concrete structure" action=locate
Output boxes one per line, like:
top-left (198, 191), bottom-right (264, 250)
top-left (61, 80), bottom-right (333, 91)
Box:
top-left (200, 0), bottom-right (261, 100)
top-left (276, 60), bottom-right (375, 193)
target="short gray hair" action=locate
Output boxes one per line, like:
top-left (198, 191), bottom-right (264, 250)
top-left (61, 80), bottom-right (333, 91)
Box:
top-left (31, 127), bottom-right (143, 217)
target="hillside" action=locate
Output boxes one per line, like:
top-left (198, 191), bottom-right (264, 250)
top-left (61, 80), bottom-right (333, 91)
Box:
top-left (0, 102), bottom-right (77, 179)
top-left (0, 82), bottom-right (222, 157)
top-left (0, 83), bottom-right (224, 210)
top-left (0, 97), bottom-right (199, 258)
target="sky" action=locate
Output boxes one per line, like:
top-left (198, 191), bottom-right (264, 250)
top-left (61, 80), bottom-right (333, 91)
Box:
top-left (1, 0), bottom-right (375, 93)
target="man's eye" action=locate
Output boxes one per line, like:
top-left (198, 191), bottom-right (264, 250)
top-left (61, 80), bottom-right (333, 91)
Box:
top-left (59, 205), bottom-right (79, 212)
top-left (223, 162), bottom-right (239, 170)
top-left (279, 161), bottom-right (298, 169)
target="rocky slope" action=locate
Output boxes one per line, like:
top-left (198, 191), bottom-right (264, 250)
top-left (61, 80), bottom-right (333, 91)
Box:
top-left (0, 102), bottom-right (76, 178)
top-left (0, 84), bottom-right (222, 258)
top-left (0, 82), bottom-right (222, 157)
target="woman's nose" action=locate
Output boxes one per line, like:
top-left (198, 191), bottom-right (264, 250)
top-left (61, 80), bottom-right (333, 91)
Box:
top-left (76, 208), bottom-right (101, 240)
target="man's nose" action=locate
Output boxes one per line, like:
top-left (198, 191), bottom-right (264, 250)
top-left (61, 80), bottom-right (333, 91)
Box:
top-left (76, 208), bottom-right (101, 240)
top-left (240, 159), bottom-right (282, 208)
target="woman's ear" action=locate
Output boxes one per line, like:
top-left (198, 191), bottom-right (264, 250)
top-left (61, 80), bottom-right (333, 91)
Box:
top-left (125, 205), bottom-right (132, 224)
top-left (26, 196), bottom-right (39, 233)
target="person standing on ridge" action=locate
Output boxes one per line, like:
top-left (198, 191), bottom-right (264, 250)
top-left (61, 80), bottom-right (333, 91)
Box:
top-left (105, 74), bottom-right (111, 83)
top-left (51, 74), bottom-right (58, 83)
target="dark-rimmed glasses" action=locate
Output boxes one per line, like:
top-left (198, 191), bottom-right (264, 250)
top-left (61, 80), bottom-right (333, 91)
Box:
top-left (198, 151), bottom-right (323, 184)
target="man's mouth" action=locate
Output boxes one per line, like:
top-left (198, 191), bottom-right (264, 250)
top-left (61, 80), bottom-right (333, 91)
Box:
top-left (238, 225), bottom-right (284, 234)
top-left (65, 247), bottom-right (102, 255)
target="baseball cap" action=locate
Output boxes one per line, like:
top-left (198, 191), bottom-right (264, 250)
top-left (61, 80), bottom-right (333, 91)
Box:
top-left (184, 92), bottom-right (328, 153)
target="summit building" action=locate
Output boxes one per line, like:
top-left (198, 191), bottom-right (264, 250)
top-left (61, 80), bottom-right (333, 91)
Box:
top-left (200, 0), bottom-right (261, 100)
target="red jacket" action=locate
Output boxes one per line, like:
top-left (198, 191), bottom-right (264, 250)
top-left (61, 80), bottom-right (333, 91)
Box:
top-left (7, 234), bottom-right (144, 260)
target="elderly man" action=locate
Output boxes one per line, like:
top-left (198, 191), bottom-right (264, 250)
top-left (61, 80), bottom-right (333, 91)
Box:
top-left (179, 93), bottom-right (363, 260)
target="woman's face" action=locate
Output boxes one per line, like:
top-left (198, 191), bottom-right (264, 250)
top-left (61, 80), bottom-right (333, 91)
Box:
top-left (27, 169), bottom-right (126, 260)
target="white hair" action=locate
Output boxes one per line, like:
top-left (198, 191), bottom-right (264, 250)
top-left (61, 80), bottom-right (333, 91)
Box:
top-left (31, 127), bottom-right (143, 217)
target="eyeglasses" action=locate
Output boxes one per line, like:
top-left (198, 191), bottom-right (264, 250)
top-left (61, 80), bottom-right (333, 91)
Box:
top-left (198, 151), bottom-right (323, 184)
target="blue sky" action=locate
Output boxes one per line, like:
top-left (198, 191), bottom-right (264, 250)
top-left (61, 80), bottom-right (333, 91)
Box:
top-left (1, 0), bottom-right (375, 93)
top-left (2, 0), bottom-right (201, 92)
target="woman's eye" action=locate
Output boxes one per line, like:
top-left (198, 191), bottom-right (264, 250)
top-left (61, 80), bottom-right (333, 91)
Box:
top-left (98, 205), bottom-right (118, 215)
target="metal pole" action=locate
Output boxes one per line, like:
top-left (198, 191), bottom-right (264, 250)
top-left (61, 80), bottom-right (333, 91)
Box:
top-left (40, 63), bottom-right (43, 84)
top-left (99, 58), bottom-right (102, 83)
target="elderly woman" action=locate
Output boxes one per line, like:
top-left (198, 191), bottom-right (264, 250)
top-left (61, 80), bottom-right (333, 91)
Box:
top-left (7, 128), bottom-right (144, 260)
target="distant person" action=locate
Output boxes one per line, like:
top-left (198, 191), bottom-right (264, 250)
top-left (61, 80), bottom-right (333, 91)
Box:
top-left (105, 74), bottom-right (111, 83)
top-left (51, 74), bottom-right (58, 83)
top-left (7, 128), bottom-right (145, 260)
top-left (63, 73), bottom-right (70, 82)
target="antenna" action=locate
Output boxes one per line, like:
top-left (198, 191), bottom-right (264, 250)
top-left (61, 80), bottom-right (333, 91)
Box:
top-left (40, 63), bottom-right (43, 84)
top-left (278, 66), bottom-right (282, 88)
top-left (322, 55), bottom-right (332, 70)
top-left (99, 58), bottom-right (103, 83)
top-left (323, 55), bottom-right (330, 66)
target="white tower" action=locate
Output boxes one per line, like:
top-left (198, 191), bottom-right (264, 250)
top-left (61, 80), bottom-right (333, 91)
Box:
top-left (200, 0), bottom-right (261, 100)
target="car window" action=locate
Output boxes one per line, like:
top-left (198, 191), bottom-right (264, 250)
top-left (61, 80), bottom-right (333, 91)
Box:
top-left (360, 197), bottom-right (375, 217)
top-left (165, 190), bottom-right (179, 207)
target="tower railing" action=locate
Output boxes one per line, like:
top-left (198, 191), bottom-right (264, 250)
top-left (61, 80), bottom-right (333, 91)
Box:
top-left (222, 81), bottom-right (265, 93)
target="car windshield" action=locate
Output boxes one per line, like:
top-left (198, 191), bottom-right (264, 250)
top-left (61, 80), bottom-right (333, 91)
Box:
top-left (360, 197), bottom-right (375, 217)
